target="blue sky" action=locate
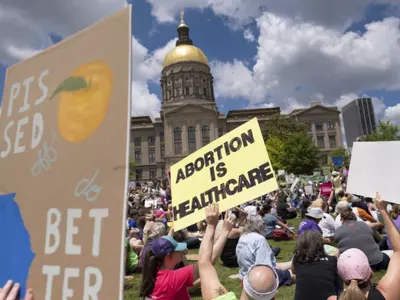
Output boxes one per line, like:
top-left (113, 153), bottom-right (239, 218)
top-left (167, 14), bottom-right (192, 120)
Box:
top-left (1, 1), bottom-right (400, 124)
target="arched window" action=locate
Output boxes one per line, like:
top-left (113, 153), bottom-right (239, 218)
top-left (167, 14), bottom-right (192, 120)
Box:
top-left (174, 127), bottom-right (182, 154)
top-left (202, 125), bottom-right (210, 146)
top-left (188, 126), bottom-right (196, 153)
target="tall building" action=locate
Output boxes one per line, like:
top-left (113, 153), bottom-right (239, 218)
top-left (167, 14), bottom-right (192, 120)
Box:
top-left (131, 12), bottom-right (344, 182)
top-left (342, 98), bottom-right (376, 148)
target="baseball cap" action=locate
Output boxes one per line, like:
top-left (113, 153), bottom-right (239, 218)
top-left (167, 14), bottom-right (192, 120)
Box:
top-left (338, 248), bottom-right (372, 283)
top-left (151, 236), bottom-right (187, 257)
top-left (306, 207), bottom-right (324, 219)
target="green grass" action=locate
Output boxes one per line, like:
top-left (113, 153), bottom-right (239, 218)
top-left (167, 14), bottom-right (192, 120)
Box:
top-left (124, 217), bottom-right (386, 299)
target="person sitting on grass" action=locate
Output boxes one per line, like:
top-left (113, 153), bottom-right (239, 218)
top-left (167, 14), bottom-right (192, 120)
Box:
top-left (199, 204), bottom-right (281, 300)
top-left (297, 207), bottom-right (324, 236)
top-left (236, 215), bottom-right (295, 288)
top-left (260, 204), bottom-right (295, 241)
top-left (292, 230), bottom-right (341, 300)
top-left (139, 209), bottom-right (234, 300)
top-left (337, 192), bottom-right (400, 300)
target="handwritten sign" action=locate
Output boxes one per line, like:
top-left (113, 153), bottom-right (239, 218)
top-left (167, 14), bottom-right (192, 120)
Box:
top-left (0, 7), bottom-right (131, 300)
top-left (170, 118), bottom-right (278, 231)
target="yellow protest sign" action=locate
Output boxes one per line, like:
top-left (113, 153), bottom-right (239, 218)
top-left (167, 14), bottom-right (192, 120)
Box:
top-left (171, 118), bottom-right (278, 231)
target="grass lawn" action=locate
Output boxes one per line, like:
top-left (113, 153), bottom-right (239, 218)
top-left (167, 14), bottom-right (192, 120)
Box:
top-left (124, 217), bottom-right (386, 299)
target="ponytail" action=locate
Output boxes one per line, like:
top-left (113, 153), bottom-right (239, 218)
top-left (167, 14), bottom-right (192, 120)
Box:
top-left (340, 280), bottom-right (367, 300)
top-left (139, 249), bottom-right (163, 298)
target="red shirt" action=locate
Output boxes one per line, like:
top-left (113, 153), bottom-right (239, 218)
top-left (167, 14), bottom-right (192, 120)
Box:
top-left (147, 265), bottom-right (194, 300)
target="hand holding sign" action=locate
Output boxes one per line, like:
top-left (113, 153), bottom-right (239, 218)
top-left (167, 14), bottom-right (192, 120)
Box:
top-left (0, 281), bottom-right (34, 300)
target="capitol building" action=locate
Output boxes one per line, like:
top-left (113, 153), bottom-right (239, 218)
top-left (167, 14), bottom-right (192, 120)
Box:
top-left (131, 13), bottom-right (344, 182)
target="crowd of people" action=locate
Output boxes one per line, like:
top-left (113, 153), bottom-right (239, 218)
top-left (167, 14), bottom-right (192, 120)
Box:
top-left (117, 171), bottom-right (400, 300)
top-left (1, 172), bottom-right (399, 300)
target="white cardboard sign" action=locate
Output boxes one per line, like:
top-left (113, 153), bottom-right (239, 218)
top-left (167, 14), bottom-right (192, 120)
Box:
top-left (347, 141), bottom-right (400, 204)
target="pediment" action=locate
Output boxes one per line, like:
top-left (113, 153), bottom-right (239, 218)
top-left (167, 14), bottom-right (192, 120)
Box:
top-left (296, 105), bottom-right (339, 116)
top-left (164, 103), bottom-right (217, 116)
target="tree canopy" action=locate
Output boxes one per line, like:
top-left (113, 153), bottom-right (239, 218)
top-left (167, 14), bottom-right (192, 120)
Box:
top-left (360, 120), bottom-right (400, 141)
top-left (264, 115), bottom-right (320, 175)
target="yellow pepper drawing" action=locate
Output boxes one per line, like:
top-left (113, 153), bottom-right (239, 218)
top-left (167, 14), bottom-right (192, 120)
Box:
top-left (51, 61), bottom-right (113, 143)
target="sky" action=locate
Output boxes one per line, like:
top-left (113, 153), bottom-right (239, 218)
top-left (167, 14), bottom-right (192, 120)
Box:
top-left (1, 0), bottom-right (400, 127)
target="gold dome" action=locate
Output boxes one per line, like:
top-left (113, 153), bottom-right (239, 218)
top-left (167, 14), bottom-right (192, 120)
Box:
top-left (163, 44), bottom-right (209, 68)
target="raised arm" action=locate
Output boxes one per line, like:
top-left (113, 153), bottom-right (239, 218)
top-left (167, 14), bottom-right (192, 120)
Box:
top-left (375, 193), bottom-right (400, 300)
top-left (198, 204), bottom-right (232, 300)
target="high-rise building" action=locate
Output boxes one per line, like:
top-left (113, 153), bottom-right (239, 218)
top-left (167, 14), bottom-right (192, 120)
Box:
top-left (342, 98), bottom-right (376, 149)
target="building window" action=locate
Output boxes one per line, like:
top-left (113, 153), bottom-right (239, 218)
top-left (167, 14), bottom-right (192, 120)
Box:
top-left (161, 167), bottom-right (165, 178)
top-left (185, 77), bottom-right (189, 81)
top-left (174, 127), bottom-right (182, 154)
top-left (315, 121), bottom-right (323, 131)
top-left (329, 135), bottom-right (336, 148)
top-left (134, 137), bottom-right (141, 147)
top-left (136, 169), bottom-right (142, 181)
top-left (306, 121), bottom-right (312, 131)
top-left (202, 125), bottom-right (210, 146)
top-left (203, 88), bottom-right (207, 96)
top-left (218, 128), bottom-right (223, 137)
top-left (150, 169), bottom-right (157, 180)
top-left (134, 150), bottom-right (141, 163)
top-left (317, 136), bottom-right (325, 149)
top-left (161, 144), bottom-right (165, 159)
top-left (160, 132), bottom-right (164, 143)
top-left (185, 87), bottom-right (190, 95)
top-left (327, 121), bottom-right (335, 129)
top-left (148, 136), bottom-right (155, 146)
top-left (188, 126), bottom-right (196, 153)
top-left (320, 155), bottom-right (328, 165)
top-left (175, 89), bottom-right (180, 96)
top-left (195, 86), bottom-right (199, 95)
top-left (149, 149), bottom-right (155, 163)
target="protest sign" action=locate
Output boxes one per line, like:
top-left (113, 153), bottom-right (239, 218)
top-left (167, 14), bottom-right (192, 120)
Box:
top-left (320, 183), bottom-right (332, 196)
top-left (0, 7), bottom-right (131, 300)
top-left (304, 185), bottom-right (313, 196)
top-left (332, 156), bottom-right (344, 167)
top-left (170, 118), bottom-right (278, 231)
top-left (347, 141), bottom-right (400, 204)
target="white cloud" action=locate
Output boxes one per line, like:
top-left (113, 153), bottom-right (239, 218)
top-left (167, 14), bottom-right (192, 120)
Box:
top-left (0, 0), bottom-right (126, 64)
top-left (131, 37), bottom-right (176, 118)
top-left (243, 29), bottom-right (255, 42)
top-left (211, 13), bottom-right (400, 118)
top-left (384, 103), bottom-right (400, 125)
top-left (146, 0), bottom-right (400, 30)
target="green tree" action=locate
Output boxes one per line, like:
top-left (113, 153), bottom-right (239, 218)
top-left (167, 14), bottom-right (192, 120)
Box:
top-left (129, 161), bottom-right (135, 181)
top-left (281, 132), bottom-right (320, 175)
top-left (360, 120), bottom-right (400, 141)
top-left (265, 135), bottom-right (285, 171)
top-left (263, 114), bottom-right (307, 141)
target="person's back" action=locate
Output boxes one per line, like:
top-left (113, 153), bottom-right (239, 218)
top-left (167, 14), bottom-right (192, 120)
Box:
top-left (220, 237), bottom-right (239, 267)
top-left (335, 220), bottom-right (382, 265)
top-left (236, 232), bottom-right (276, 278)
top-left (294, 256), bottom-right (339, 300)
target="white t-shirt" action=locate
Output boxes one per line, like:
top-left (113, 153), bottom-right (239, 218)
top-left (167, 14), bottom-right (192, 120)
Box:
top-left (318, 213), bottom-right (336, 238)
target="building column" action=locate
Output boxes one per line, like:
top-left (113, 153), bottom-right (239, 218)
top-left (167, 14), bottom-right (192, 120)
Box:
top-left (323, 122), bottom-right (329, 149)
top-left (195, 123), bottom-right (201, 150)
top-left (311, 122), bottom-right (317, 147)
top-left (210, 122), bottom-right (216, 141)
top-left (336, 121), bottom-right (343, 148)
top-left (182, 124), bottom-right (188, 154)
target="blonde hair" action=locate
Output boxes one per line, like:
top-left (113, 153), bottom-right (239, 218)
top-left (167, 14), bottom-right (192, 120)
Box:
top-left (390, 204), bottom-right (400, 220)
top-left (340, 280), bottom-right (367, 300)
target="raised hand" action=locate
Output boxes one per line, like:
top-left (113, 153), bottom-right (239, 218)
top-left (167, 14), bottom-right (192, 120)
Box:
top-left (375, 192), bottom-right (388, 211)
top-left (205, 203), bottom-right (219, 227)
top-left (221, 212), bottom-right (235, 233)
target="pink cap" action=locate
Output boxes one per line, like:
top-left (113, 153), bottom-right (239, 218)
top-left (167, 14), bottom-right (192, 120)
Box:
top-left (338, 248), bottom-right (372, 283)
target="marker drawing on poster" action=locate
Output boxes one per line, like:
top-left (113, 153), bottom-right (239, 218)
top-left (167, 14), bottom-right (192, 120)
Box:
top-left (171, 118), bottom-right (279, 231)
top-left (75, 169), bottom-right (103, 202)
top-left (0, 6), bottom-right (132, 300)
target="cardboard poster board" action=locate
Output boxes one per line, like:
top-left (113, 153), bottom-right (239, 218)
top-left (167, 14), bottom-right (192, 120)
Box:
top-left (170, 118), bottom-right (278, 231)
top-left (0, 7), bottom-right (131, 300)
top-left (347, 141), bottom-right (400, 204)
